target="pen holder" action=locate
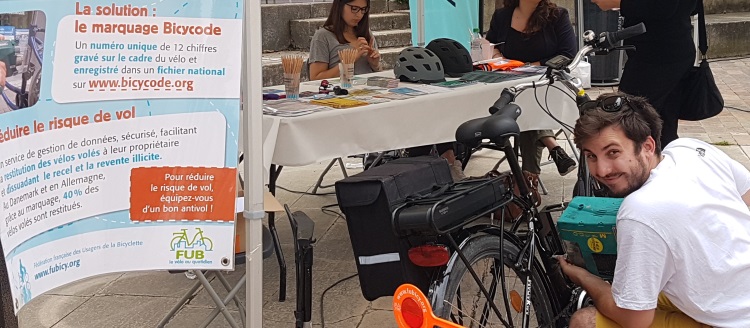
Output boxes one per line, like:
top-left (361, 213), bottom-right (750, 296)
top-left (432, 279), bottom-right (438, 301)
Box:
top-left (283, 72), bottom-right (301, 100)
top-left (339, 63), bottom-right (354, 88)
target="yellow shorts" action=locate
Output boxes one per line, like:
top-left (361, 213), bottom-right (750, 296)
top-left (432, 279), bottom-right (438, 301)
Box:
top-left (596, 294), bottom-right (711, 328)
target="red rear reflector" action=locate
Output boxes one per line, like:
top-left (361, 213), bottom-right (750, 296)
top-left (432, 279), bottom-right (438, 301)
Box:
top-left (408, 245), bottom-right (450, 267)
top-left (402, 298), bottom-right (424, 328)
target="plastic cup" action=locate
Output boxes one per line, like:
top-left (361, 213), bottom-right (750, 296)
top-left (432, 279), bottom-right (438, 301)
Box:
top-left (480, 40), bottom-right (494, 61)
top-left (283, 72), bottom-right (301, 100)
top-left (339, 62), bottom-right (354, 88)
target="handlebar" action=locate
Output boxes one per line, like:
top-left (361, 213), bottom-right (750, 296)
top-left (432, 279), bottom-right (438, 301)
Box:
top-left (488, 89), bottom-right (516, 115)
top-left (602, 23), bottom-right (647, 50)
top-left (489, 23), bottom-right (647, 116)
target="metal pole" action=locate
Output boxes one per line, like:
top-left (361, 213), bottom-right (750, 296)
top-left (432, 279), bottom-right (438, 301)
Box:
top-left (417, 0), bottom-right (425, 46)
top-left (576, 0), bottom-right (584, 51)
top-left (242, 0), bottom-right (265, 327)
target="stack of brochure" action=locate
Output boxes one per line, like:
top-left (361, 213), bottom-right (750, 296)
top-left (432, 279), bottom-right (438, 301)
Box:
top-left (263, 100), bottom-right (331, 117)
top-left (367, 76), bottom-right (399, 88)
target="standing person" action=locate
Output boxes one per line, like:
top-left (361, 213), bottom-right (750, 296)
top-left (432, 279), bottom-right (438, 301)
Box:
top-left (591, 0), bottom-right (698, 149)
top-left (485, 0), bottom-right (578, 176)
top-left (560, 92), bottom-right (750, 327)
top-left (308, 0), bottom-right (381, 80)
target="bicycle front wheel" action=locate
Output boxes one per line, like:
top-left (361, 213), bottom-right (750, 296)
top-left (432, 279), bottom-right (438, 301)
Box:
top-left (431, 234), bottom-right (557, 327)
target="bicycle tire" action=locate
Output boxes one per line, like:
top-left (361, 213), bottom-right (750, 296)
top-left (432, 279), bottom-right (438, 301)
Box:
top-left (431, 234), bottom-right (557, 327)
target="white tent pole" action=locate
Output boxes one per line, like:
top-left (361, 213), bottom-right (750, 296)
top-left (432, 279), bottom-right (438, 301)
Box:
top-left (417, 0), bottom-right (425, 46)
top-left (577, 0), bottom-right (584, 51)
top-left (242, 0), bottom-right (265, 327)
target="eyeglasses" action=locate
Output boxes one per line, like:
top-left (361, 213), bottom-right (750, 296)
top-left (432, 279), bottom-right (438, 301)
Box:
top-left (345, 3), bottom-right (369, 14)
top-left (581, 95), bottom-right (631, 113)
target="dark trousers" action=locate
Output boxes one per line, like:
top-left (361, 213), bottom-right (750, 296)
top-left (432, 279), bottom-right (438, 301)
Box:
top-left (407, 142), bottom-right (455, 157)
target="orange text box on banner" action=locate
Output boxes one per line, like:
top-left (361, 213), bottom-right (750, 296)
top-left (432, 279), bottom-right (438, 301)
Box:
top-left (130, 167), bottom-right (237, 222)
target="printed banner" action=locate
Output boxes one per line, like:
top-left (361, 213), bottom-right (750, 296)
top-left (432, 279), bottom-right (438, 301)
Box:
top-left (0, 0), bottom-right (242, 312)
top-left (409, 0), bottom-right (479, 49)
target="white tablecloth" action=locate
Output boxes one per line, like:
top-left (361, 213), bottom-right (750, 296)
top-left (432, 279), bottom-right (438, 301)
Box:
top-left (260, 72), bottom-right (578, 168)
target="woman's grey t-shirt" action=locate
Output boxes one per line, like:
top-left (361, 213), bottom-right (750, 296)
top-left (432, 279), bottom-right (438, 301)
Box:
top-left (309, 28), bottom-right (378, 75)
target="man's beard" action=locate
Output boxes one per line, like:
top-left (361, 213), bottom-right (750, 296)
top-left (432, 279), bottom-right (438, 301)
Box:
top-left (608, 156), bottom-right (650, 198)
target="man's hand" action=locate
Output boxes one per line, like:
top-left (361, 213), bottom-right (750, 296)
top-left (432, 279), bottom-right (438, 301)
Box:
top-left (0, 61), bottom-right (6, 90)
top-left (557, 256), bottom-right (656, 327)
top-left (557, 256), bottom-right (592, 286)
top-left (591, 0), bottom-right (621, 11)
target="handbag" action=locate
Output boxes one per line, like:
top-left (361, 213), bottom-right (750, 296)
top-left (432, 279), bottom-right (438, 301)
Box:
top-left (678, 0), bottom-right (724, 121)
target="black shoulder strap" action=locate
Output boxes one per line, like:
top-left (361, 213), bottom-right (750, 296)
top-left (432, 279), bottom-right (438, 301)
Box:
top-left (696, 0), bottom-right (707, 57)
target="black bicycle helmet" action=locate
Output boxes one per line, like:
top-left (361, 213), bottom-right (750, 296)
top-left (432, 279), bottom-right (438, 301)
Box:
top-left (393, 47), bottom-right (446, 84)
top-left (426, 38), bottom-right (473, 77)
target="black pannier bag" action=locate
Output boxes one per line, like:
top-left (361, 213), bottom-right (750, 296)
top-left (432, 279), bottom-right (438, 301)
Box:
top-left (335, 156), bottom-right (452, 300)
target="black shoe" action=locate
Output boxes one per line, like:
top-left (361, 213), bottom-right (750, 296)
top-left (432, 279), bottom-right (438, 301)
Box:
top-left (550, 146), bottom-right (576, 176)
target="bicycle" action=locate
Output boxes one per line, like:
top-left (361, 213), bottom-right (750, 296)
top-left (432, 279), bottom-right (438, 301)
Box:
top-left (170, 228), bottom-right (214, 251)
top-left (391, 23), bottom-right (646, 328)
top-left (2, 18), bottom-right (44, 111)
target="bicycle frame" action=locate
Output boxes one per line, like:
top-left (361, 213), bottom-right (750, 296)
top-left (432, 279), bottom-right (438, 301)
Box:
top-left (396, 23), bottom-right (647, 327)
top-left (429, 137), bottom-right (572, 328)
top-left (2, 25), bottom-right (44, 111)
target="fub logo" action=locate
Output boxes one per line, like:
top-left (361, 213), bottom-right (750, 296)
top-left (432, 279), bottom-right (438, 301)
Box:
top-left (170, 228), bottom-right (214, 259)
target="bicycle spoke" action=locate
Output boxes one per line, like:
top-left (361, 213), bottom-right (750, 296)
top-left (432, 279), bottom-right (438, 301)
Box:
top-left (478, 260), bottom-right (499, 326)
top-left (434, 235), bottom-right (556, 328)
top-left (446, 235), bottom-right (507, 324)
top-left (444, 258), bottom-right (542, 328)
top-left (454, 286), bottom-right (464, 326)
top-left (446, 253), bottom-right (550, 328)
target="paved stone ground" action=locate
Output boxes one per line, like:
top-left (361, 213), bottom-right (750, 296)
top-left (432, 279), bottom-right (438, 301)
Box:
top-left (15, 57), bottom-right (750, 328)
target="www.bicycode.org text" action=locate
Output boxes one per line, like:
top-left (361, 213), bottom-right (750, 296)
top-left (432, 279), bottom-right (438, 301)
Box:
top-left (87, 77), bottom-right (194, 91)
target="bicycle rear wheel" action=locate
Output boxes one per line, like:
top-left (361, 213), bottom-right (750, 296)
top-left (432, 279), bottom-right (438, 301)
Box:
top-left (431, 234), bottom-right (556, 327)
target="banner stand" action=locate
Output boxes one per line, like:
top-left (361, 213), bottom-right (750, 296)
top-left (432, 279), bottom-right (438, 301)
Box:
top-left (242, 1), bottom-right (265, 327)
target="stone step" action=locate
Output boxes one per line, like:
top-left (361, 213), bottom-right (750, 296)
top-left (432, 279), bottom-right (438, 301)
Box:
top-left (261, 47), bottom-right (406, 87)
top-left (261, 12), bottom-right (750, 86)
top-left (290, 12), bottom-right (411, 49)
top-left (373, 29), bottom-right (413, 48)
top-left (260, 0), bottom-right (407, 52)
top-left (706, 12), bottom-right (750, 58)
top-left (705, 0), bottom-right (750, 15)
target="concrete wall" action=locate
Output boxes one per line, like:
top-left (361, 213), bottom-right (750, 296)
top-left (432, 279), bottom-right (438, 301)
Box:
top-left (707, 14), bottom-right (750, 58)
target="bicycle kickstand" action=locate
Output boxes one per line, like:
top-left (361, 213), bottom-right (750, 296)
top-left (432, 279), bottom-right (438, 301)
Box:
top-left (284, 205), bottom-right (316, 328)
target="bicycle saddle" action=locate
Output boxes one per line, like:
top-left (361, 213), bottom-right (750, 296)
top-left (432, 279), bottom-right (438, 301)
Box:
top-left (455, 103), bottom-right (521, 146)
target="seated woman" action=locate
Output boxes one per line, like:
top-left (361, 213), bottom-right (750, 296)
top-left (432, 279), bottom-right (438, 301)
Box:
top-left (308, 0), bottom-right (382, 80)
top-left (309, 0), bottom-right (464, 180)
top-left (485, 0), bottom-right (577, 176)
